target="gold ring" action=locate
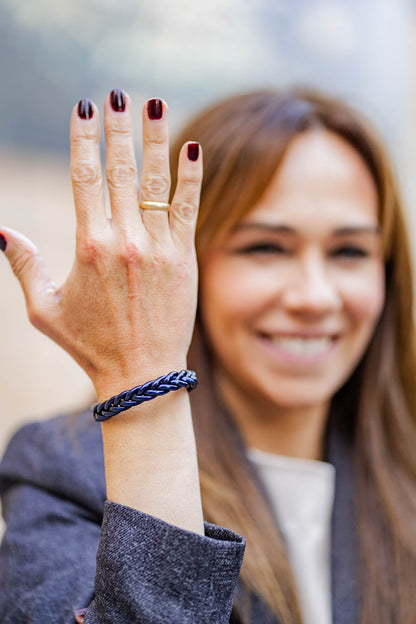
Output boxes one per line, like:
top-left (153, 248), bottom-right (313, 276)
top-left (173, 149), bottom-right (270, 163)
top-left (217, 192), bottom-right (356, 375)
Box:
top-left (140, 201), bottom-right (170, 212)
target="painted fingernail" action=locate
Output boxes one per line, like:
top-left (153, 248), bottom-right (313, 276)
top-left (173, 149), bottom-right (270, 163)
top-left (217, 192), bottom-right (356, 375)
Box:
top-left (110, 89), bottom-right (126, 112)
top-left (74, 607), bottom-right (87, 623)
top-left (147, 98), bottom-right (163, 120)
top-left (0, 233), bottom-right (7, 252)
top-left (77, 99), bottom-right (94, 120)
top-left (187, 142), bottom-right (199, 161)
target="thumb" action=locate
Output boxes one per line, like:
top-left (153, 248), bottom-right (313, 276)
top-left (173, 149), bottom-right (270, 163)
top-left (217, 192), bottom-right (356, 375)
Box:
top-left (0, 227), bottom-right (54, 319)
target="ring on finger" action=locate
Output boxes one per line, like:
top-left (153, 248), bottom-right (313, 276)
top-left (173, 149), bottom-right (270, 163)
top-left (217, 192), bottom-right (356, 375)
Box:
top-left (140, 201), bottom-right (170, 212)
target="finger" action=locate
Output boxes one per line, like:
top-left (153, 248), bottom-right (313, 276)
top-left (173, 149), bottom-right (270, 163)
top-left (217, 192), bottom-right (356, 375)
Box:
top-left (170, 142), bottom-right (202, 252)
top-left (0, 227), bottom-right (57, 329)
top-left (70, 99), bottom-right (107, 239)
top-left (104, 89), bottom-right (140, 231)
top-left (140, 98), bottom-right (171, 240)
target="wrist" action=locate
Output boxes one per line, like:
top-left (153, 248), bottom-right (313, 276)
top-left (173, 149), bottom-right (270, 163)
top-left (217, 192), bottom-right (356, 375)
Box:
top-left (93, 370), bottom-right (198, 422)
top-left (92, 360), bottom-right (188, 403)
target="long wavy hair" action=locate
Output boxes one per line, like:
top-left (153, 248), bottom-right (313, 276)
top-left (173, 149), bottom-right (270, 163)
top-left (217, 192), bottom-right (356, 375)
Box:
top-left (170, 89), bottom-right (416, 623)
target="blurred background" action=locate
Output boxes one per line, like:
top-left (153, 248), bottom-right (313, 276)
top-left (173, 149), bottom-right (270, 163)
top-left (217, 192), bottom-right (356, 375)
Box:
top-left (0, 0), bottom-right (416, 458)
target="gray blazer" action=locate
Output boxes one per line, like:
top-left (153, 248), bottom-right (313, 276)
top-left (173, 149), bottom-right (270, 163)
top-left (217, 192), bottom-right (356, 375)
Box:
top-left (0, 410), bottom-right (359, 623)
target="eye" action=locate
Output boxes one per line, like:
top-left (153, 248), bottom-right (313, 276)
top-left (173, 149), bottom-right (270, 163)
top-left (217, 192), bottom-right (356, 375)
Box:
top-left (235, 242), bottom-right (289, 255)
top-left (330, 245), bottom-right (369, 259)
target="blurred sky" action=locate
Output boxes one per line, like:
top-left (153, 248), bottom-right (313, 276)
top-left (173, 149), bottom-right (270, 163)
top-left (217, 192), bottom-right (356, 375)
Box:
top-left (0, 0), bottom-right (415, 163)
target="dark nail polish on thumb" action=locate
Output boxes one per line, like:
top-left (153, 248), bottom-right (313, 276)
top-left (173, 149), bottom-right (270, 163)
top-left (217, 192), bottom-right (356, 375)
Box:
top-left (0, 233), bottom-right (6, 252)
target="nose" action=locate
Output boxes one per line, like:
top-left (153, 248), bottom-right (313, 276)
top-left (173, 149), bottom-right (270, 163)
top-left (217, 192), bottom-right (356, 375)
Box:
top-left (282, 253), bottom-right (342, 316)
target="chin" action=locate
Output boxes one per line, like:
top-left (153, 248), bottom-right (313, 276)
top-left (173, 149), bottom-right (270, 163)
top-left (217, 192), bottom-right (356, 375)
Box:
top-left (258, 379), bottom-right (341, 412)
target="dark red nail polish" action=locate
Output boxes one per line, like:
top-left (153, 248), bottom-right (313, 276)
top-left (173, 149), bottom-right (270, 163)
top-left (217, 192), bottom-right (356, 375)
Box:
top-left (187, 142), bottom-right (199, 161)
top-left (110, 89), bottom-right (126, 112)
top-left (147, 98), bottom-right (163, 120)
top-left (0, 233), bottom-right (7, 252)
top-left (78, 99), bottom-right (94, 120)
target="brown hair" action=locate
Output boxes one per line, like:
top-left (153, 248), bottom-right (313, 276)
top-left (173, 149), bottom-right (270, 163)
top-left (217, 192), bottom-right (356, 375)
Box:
top-left (170, 89), bottom-right (416, 623)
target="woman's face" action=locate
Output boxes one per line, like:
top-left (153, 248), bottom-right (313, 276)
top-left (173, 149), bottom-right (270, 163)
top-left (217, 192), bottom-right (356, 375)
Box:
top-left (199, 129), bottom-right (385, 414)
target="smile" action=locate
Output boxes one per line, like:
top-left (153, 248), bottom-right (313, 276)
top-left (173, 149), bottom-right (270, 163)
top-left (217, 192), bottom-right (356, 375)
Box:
top-left (257, 333), bottom-right (337, 359)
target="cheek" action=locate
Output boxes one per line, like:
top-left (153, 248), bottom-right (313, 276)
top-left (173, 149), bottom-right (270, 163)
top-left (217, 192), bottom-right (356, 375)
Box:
top-left (201, 283), bottom-right (253, 331)
top-left (200, 261), bottom-right (268, 325)
top-left (342, 264), bottom-right (385, 327)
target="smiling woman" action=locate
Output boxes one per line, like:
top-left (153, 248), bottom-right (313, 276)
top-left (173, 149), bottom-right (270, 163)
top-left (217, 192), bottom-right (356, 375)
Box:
top-left (171, 89), bottom-right (416, 623)
top-left (1, 89), bottom-right (416, 624)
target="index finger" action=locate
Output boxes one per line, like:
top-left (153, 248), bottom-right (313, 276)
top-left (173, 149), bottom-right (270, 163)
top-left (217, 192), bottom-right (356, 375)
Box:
top-left (70, 99), bottom-right (107, 238)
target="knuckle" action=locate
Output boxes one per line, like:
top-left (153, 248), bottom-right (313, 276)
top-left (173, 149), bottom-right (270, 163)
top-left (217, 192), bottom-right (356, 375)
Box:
top-left (78, 236), bottom-right (106, 265)
top-left (151, 247), bottom-right (168, 267)
top-left (106, 119), bottom-right (132, 137)
top-left (176, 260), bottom-right (193, 281)
top-left (71, 126), bottom-right (99, 145)
top-left (106, 163), bottom-right (138, 189)
top-left (180, 169), bottom-right (201, 187)
top-left (72, 163), bottom-right (102, 189)
top-left (117, 237), bottom-right (143, 266)
top-left (132, 240), bottom-right (168, 269)
top-left (171, 201), bottom-right (196, 222)
top-left (11, 248), bottom-right (38, 280)
top-left (145, 131), bottom-right (166, 148)
top-left (141, 173), bottom-right (170, 197)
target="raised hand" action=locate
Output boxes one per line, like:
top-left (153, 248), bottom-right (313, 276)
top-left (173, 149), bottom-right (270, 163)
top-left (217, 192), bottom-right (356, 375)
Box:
top-left (0, 91), bottom-right (202, 401)
top-left (0, 91), bottom-right (204, 531)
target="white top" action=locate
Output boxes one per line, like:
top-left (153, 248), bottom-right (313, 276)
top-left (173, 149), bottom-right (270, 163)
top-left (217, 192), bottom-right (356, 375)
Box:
top-left (248, 449), bottom-right (336, 624)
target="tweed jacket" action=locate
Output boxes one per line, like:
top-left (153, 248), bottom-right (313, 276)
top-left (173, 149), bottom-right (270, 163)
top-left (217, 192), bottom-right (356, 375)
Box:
top-left (0, 410), bottom-right (359, 623)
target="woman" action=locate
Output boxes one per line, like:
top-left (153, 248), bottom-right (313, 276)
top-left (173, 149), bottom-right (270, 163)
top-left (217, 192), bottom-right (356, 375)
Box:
top-left (0, 88), bottom-right (415, 624)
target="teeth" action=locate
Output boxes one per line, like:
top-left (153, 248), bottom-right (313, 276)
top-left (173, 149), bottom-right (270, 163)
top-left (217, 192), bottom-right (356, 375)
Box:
top-left (270, 336), bottom-right (333, 356)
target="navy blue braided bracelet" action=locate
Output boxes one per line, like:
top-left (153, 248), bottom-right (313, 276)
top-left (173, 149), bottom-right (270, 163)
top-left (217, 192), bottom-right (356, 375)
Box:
top-left (92, 370), bottom-right (198, 422)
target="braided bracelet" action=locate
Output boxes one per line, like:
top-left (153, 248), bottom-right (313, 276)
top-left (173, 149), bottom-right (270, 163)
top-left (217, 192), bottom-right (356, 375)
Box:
top-left (92, 370), bottom-right (198, 422)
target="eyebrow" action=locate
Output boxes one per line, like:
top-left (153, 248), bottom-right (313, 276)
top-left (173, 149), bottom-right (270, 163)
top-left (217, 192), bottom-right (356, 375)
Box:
top-left (233, 222), bottom-right (381, 236)
top-left (332, 226), bottom-right (381, 236)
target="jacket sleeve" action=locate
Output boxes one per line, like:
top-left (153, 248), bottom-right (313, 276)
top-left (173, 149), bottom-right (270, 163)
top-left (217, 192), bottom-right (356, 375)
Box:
top-left (0, 414), bottom-right (245, 623)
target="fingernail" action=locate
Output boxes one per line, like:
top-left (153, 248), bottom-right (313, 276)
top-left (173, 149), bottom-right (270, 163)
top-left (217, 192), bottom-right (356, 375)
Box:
top-left (0, 233), bottom-right (6, 252)
top-left (78, 99), bottom-right (94, 120)
top-left (110, 89), bottom-right (126, 112)
top-left (187, 142), bottom-right (199, 161)
top-left (147, 98), bottom-right (163, 120)
top-left (74, 607), bottom-right (87, 623)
